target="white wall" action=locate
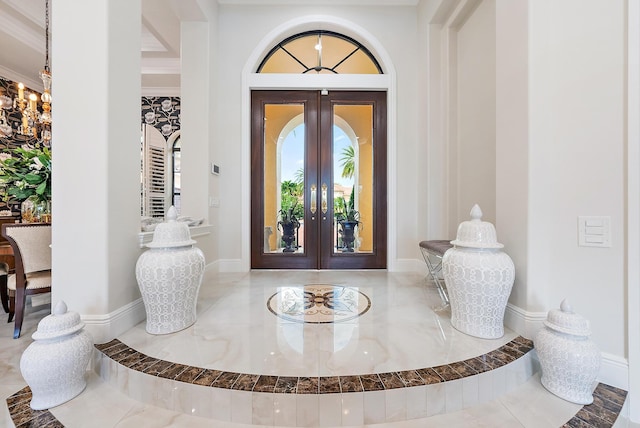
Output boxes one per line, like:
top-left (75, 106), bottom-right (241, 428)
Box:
top-left (455, 0), bottom-right (496, 227)
top-left (173, 0), bottom-right (219, 266)
top-left (206, 1), bottom-right (220, 265)
top-left (527, 0), bottom-right (626, 361)
top-left (419, 0), bottom-right (451, 241)
top-left (215, 5), bottom-right (420, 266)
top-left (495, 0), bottom-right (529, 311)
top-left (426, 0), bottom-right (628, 387)
top-left (626, 0), bottom-right (640, 418)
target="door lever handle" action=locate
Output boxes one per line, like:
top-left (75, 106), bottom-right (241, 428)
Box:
top-left (321, 183), bottom-right (328, 215)
top-left (310, 184), bottom-right (317, 214)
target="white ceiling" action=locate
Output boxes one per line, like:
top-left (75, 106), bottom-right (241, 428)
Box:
top-left (0, 0), bottom-right (183, 93)
top-left (0, 0), bottom-right (420, 94)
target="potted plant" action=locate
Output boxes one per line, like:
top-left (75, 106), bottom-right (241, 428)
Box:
top-left (277, 200), bottom-right (300, 252)
top-left (335, 196), bottom-right (360, 252)
top-left (0, 144), bottom-right (52, 222)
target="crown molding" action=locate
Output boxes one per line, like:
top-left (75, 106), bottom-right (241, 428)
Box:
top-left (141, 86), bottom-right (181, 97)
top-left (0, 66), bottom-right (42, 91)
top-left (217, 0), bottom-right (419, 4)
top-left (141, 57), bottom-right (181, 74)
top-left (0, 12), bottom-right (44, 56)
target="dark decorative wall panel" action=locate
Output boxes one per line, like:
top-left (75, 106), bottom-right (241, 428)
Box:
top-left (141, 97), bottom-right (181, 140)
top-left (0, 77), bottom-right (40, 149)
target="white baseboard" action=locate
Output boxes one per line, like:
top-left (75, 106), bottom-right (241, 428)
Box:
top-left (600, 352), bottom-right (629, 390)
top-left (504, 303), bottom-right (629, 391)
top-left (392, 258), bottom-right (424, 272)
top-left (213, 259), bottom-right (244, 272)
top-left (504, 303), bottom-right (546, 340)
top-left (81, 298), bottom-right (146, 344)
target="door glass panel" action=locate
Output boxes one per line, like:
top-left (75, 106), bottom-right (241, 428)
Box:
top-left (332, 104), bottom-right (373, 254)
top-left (263, 104), bottom-right (305, 254)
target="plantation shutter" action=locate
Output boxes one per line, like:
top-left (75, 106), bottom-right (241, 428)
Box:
top-left (142, 124), bottom-right (167, 217)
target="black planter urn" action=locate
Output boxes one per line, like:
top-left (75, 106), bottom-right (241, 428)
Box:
top-left (340, 220), bottom-right (359, 252)
top-left (280, 223), bottom-right (297, 252)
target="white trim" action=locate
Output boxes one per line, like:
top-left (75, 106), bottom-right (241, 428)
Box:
top-left (503, 302), bottom-right (546, 340)
top-left (0, 7), bottom-right (44, 56)
top-left (600, 352), bottom-right (630, 391)
top-left (81, 298), bottom-right (146, 344)
top-left (213, 258), bottom-right (244, 272)
top-left (138, 224), bottom-right (213, 247)
top-left (627, 0), bottom-right (640, 421)
top-left (241, 15), bottom-right (397, 272)
top-left (141, 57), bottom-right (181, 74)
top-left (0, 65), bottom-right (42, 92)
top-left (218, 0), bottom-right (419, 5)
top-left (394, 258), bottom-right (424, 273)
top-left (247, 73), bottom-right (390, 90)
top-left (141, 86), bottom-right (181, 97)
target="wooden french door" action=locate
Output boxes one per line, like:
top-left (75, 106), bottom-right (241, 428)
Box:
top-left (251, 90), bottom-right (387, 269)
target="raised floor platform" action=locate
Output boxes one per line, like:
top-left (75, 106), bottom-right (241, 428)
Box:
top-left (3, 271), bottom-right (631, 427)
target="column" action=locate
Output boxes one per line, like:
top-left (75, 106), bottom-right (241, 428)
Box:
top-left (180, 20), bottom-right (210, 222)
top-left (51, 0), bottom-right (142, 342)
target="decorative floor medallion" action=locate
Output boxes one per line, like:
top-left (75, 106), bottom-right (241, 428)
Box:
top-left (267, 284), bottom-right (371, 323)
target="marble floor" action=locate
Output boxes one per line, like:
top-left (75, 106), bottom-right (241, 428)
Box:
top-left (1, 270), bottom-right (637, 427)
top-left (118, 270), bottom-right (522, 377)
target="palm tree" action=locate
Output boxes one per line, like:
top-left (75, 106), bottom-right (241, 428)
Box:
top-left (293, 167), bottom-right (304, 186)
top-left (281, 180), bottom-right (299, 197)
top-left (339, 145), bottom-right (355, 179)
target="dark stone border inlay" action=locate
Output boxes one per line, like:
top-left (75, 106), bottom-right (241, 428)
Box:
top-left (6, 386), bottom-right (63, 428)
top-left (95, 337), bottom-right (536, 394)
top-left (96, 337), bottom-right (542, 394)
top-left (562, 384), bottom-right (628, 428)
top-left (6, 336), bottom-right (628, 427)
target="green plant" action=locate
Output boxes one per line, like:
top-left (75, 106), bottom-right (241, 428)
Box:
top-left (0, 144), bottom-right (51, 204)
top-left (277, 200), bottom-right (300, 229)
top-left (339, 145), bottom-right (355, 179)
top-left (280, 180), bottom-right (303, 220)
top-left (335, 196), bottom-right (360, 223)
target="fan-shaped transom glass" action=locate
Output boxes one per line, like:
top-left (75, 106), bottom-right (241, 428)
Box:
top-left (257, 30), bottom-right (383, 74)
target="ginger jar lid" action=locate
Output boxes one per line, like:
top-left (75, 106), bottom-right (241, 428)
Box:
top-left (450, 204), bottom-right (504, 249)
top-left (32, 301), bottom-right (85, 340)
top-left (544, 299), bottom-right (591, 337)
top-left (146, 206), bottom-right (196, 248)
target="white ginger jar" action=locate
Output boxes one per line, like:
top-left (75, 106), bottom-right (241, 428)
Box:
top-left (136, 206), bottom-right (205, 335)
top-left (442, 204), bottom-right (515, 339)
top-left (20, 301), bottom-right (93, 410)
top-left (535, 299), bottom-right (600, 404)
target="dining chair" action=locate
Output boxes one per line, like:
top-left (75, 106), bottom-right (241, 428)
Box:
top-left (0, 262), bottom-right (9, 313)
top-left (1, 223), bottom-right (52, 339)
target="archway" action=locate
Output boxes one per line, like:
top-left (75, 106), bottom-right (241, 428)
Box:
top-left (241, 15), bottom-right (397, 270)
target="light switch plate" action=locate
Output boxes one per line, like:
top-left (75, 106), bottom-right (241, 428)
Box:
top-left (578, 216), bottom-right (611, 247)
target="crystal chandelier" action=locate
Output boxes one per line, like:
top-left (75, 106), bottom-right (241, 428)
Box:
top-left (0, 0), bottom-right (52, 146)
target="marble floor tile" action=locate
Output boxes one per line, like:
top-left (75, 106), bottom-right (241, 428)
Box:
top-left (1, 271), bottom-right (630, 427)
top-left (119, 271), bottom-right (518, 378)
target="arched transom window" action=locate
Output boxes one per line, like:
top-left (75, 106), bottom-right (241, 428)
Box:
top-left (257, 30), bottom-right (383, 74)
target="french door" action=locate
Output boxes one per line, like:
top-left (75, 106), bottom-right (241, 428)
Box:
top-left (251, 90), bottom-right (387, 269)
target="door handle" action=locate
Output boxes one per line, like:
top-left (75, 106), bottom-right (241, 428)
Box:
top-left (310, 184), bottom-right (317, 214)
top-left (321, 183), bottom-right (328, 215)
